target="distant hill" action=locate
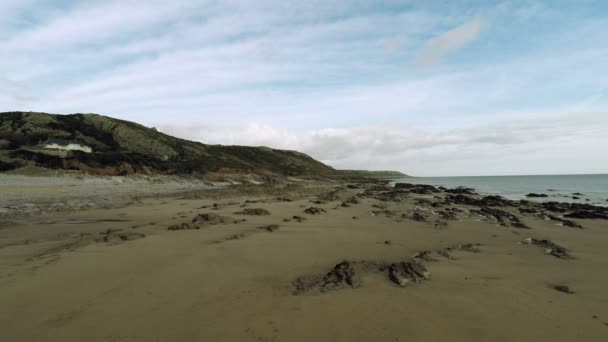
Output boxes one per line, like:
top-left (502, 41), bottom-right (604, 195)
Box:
top-left (0, 112), bottom-right (337, 177)
top-left (339, 170), bottom-right (409, 179)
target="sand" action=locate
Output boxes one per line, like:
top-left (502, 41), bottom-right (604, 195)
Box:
top-left (1, 180), bottom-right (607, 341)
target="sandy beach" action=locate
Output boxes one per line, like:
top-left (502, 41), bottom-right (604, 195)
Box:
top-left (1, 179), bottom-right (607, 342)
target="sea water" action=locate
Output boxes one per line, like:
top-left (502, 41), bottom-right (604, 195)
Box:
top-left (390, 174), bottom-right (608, 205)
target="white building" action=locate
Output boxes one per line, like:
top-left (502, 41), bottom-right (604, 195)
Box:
top-left (41, 139), bottom-right (93, 153)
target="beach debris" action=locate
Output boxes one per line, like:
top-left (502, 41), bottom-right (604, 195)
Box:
top-left (520, 238), bottom-right (570, 258)
top-left (235, 208), bottom-right (270, 216)
top-left (304, 207), bottom-right (326, 215)
top-left (388, 261), bottom-right (430, 286)
top-left (257, 224), bottom-right (279, 232)
top-left (550, 284), bottom-right (574, 294)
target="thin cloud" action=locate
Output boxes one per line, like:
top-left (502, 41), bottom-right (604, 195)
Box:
top-left (414, 18), bottom-right (484, 66)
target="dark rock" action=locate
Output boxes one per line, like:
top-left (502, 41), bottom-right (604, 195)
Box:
top-left (304, 207), bottom-right (326, 215)
top-left (257, 224), bottom-right (279, 232)
top-left (192, 213), bottom-right (229, 224)
top-left (521, 238), bottom-right (571, 258)
top-left (235, 208), bottom-right (270, 216)
top-left (292, 215), bottom-right (307, 222)
top-left (564, 210), bottom-right (608, 220)
top-left (445, 194), bottom-right (514, 207)
top-left (388, 261), bottom-right (430, 286)
top-left (550, 284), bottom-right (574, 294)
top-left (437, 208), bottom-right (461, 220)
top-left (545, 215), bottom-right (583, 229)
top-left (321, 261), bottom-right (362, 291)
top-left (572, 196), bottom-right (580, 200)
top-left (471, 207), bottom-right (529, 228)
top-left (411, 212), bottom-right (428, 222)
top-left (434, 220), bottom-right (448, 229)
top-left (572, 192), bottom-right (584, 196)
top-left (458, 243), bottom-right (482, 253)
top-left (99, 230), bottom-right (145, 242)
top-left (168, 222), bottom-right (199, 230)
top-left (394, 183), bottom-right (417, 189)
top-left (412, 250), bottom-right (438, 262)
top-left (526, 193), bottom-right (549, 198)
top-left (444, 187), bottom-right (477, 195)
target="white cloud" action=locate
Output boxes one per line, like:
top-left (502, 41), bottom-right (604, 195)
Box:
top-left (414, 18), bottom-right (484, 66)
top-left (155, 111), bottom-right (608, 176)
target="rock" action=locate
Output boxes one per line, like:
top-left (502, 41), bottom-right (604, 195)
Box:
top-left (565, 210), bottom-right (608, 220)
top-left (321, 261), bottom-right (361, 291)
top-left (434, 220), bottom-right (448, 229)
top-left (437, 208), bottom-right (461, 220)
top-left (117, 232), bottom-right (146, 241)
top-left (257, 224), bottom-right (279, 232)
top-left (394, 183), bottom-right (417, 189)
top-left (551, 284), bottom-right (574, 294)
top-left (572, 192), bottom-right (584, 196)
top-left (99, 230), bottom-right (145, 242)
top-left (545, 214), bottom-right (583, 229)
top-left (521, 238), bottom-right (570, 258)
top-left (445, 195), bottom-right (515, 207)
top-left (192, 213), bottom-right (229, 224)
top-left (458, 243), bottom-right (482, 253)
top-left (394, 183), bottom-right (440, 194)
top-left (388, 261), bottom-right (430, 286)
top-left (412, 250), bottom-right (438, 262)
top-left (471, 207), bottom-right (529, 228)
top-left (444, 187), bottom-right (478, 195)
top-left (292, 215), bottom-right (307, 222)
top-left (168, 222), bottom-right (199, 230)
top-left (411, 212), bottom-right (428, 222)
top-left (304, 207), bottom-right (326, 215)
top-left (235, 208), bottom-right (270, 216)
top-left (526, 193), bottom-right (549, 198)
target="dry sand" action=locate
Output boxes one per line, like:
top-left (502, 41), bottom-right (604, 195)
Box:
top-left (0, 180), bottom-right (607, 341)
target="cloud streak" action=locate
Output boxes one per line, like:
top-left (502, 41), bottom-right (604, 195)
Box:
top-left (414, 18), bottom-right (484, 66)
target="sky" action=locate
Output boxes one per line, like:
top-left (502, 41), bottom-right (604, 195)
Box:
top-left (1, 0), bottom-right (607, 176)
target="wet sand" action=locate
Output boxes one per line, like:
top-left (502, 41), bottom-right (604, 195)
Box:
top-left (1, 181), bottom-right (607, 341)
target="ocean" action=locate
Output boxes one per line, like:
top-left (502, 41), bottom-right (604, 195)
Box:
top-left (390, 174), bottom-right (608, 205)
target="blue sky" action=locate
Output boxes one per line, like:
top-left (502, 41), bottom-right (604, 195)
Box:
top-left (1, 0), bottom-right (607, 176)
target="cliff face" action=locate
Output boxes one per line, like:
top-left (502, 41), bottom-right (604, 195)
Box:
top-left (0, 112), bottom-right (337, 176)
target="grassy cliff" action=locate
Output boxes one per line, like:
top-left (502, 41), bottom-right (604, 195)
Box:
top-left (0, 112), bottom-right (336, 176)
